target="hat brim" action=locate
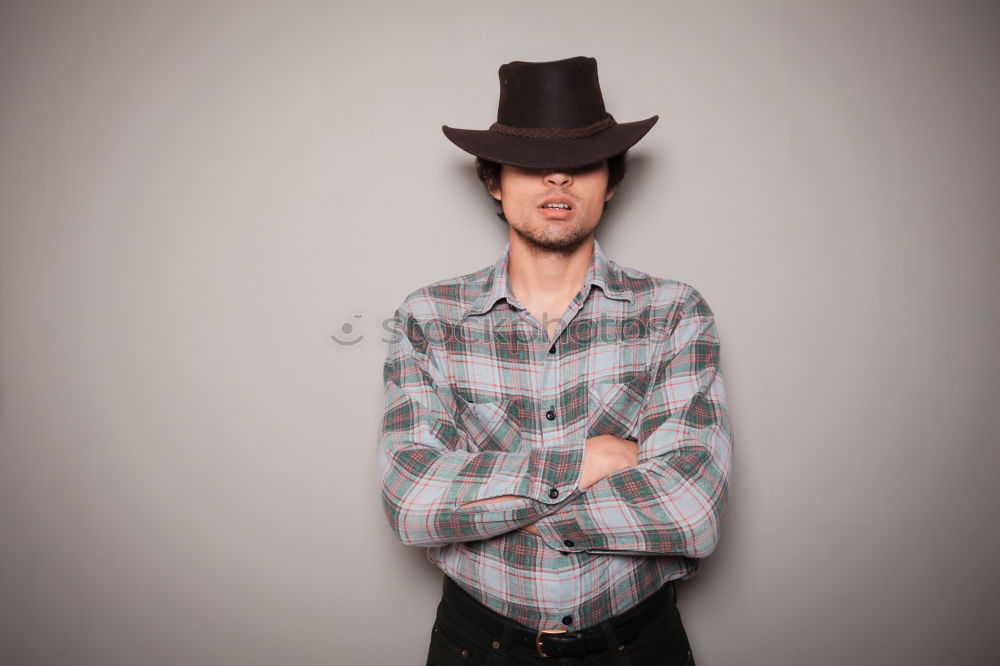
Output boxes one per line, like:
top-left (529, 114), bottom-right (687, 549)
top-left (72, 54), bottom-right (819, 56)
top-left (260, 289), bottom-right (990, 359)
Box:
top-left (441, 116), bottom-right (658, 170)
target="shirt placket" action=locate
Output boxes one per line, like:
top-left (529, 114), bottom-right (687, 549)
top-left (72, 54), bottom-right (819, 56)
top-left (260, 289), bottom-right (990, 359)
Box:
top-left (525, 290), bottom-right (589, 454)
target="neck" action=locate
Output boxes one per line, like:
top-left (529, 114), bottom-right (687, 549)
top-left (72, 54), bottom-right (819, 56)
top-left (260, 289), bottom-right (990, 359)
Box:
top-left (506, 231), bottom-right (594, 308)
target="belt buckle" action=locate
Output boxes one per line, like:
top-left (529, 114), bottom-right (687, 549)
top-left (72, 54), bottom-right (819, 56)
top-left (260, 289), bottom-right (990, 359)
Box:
top-left (535, 628), bottom-right (568, 659)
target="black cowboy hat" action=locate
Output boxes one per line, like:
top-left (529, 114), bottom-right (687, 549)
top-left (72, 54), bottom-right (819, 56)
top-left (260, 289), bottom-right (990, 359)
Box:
top-left (442, 56), bottom-right (658, 170)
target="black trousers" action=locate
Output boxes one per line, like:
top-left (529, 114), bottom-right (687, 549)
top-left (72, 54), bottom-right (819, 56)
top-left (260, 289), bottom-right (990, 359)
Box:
top-left (425, 577), bottom-right (695, 666)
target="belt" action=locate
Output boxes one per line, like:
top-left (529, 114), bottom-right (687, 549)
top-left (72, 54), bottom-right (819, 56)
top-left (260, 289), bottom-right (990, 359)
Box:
top-left (441, 576), bottom-right (678, 659)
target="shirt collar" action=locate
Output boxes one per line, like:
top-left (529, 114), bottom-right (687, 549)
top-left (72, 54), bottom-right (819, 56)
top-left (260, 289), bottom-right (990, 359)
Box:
top-left (462, 237), bottom-right (634, 320)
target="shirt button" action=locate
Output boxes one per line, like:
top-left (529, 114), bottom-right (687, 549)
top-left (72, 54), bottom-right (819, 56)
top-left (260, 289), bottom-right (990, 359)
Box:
top-left (545, 407), bottom-right (556, 420)
top-left (563, 539), bottom-right (574, 548)
top-left (562, 615), bottom-right (573, 625)
top-left (548, 488), bottom-right (559, 499)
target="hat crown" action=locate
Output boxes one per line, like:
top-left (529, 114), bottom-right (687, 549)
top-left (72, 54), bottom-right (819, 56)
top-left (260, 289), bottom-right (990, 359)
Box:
top-left (496, 56), bottom-right (608, 129)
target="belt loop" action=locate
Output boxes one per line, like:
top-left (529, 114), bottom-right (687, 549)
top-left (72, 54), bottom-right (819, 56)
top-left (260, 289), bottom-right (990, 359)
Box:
top-left (499, 619), bottom-right (513, 654)
top-left (598, 619), bottom-right (622, 652)
top-left (486, 619), bottom-right (514, 665)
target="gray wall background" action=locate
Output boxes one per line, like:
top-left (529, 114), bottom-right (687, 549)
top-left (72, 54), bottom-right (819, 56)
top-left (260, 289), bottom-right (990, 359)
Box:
top-left (1, 1), bottom-right (998, 664)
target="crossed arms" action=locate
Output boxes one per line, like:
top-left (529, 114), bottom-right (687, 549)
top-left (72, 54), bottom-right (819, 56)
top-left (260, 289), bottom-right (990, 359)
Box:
top-left (377, 287), bottom-right (733, 558)
top-left (463, 435), bottom-right (640, 536)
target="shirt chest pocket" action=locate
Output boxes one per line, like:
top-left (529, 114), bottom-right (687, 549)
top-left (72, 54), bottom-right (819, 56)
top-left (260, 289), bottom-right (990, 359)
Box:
top-left (456, 397), bottom-right (523, 452)
top-left (587, 380), bottom-right (646, 442)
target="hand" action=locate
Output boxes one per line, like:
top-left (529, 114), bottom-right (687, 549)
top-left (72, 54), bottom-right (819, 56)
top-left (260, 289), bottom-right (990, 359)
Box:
top-left (579, 434), bottom-right (639, 489)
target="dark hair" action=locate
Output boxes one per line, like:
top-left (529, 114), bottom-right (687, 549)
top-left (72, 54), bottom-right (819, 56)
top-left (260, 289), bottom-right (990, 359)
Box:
top-left (475, 152), bottom-right (628, 222)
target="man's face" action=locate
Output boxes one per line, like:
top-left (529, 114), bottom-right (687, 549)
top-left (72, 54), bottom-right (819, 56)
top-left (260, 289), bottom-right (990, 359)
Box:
top-left (489, 161), bottom-right (615, 252)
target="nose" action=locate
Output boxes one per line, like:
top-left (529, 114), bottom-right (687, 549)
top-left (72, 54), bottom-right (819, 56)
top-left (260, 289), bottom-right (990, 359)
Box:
top-left (544, 170), bottom-right (572, 187)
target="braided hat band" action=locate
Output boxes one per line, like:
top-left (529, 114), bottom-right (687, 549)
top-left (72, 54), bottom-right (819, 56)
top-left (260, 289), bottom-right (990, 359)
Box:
top-left (488, 115), bottom-right (617, 139)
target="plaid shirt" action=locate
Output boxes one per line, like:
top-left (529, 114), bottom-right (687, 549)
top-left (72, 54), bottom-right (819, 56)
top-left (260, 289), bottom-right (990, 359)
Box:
top-left (378, 237), bottom-right (733, 630)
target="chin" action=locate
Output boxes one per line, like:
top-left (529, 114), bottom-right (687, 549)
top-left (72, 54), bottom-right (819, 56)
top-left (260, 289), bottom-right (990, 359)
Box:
top-left (515, 227), bottom-right (593, 252)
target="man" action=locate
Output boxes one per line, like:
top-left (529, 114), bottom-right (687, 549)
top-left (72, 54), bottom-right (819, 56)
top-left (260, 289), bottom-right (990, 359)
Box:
top-left (378, 56), bottom-right (732, 665)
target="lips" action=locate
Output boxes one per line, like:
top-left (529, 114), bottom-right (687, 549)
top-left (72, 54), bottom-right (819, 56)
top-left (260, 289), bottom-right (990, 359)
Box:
top-left (537, 195), bottom-right (575, 220)
top-left (538, 196), bottom-right (575, 211)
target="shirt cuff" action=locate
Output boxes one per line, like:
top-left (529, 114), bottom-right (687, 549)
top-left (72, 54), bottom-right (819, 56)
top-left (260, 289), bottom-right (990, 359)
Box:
top-left (533, 509), bottom-right (591, 553)
top-left (452, 446), bottom-right (584, 506)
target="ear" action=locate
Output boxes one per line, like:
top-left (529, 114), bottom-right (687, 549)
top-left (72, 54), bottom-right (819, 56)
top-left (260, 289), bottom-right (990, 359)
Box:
top-left (489, 181), bottom-right (502, 201)
top-left (604, 185), bottom-right (616, 202)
